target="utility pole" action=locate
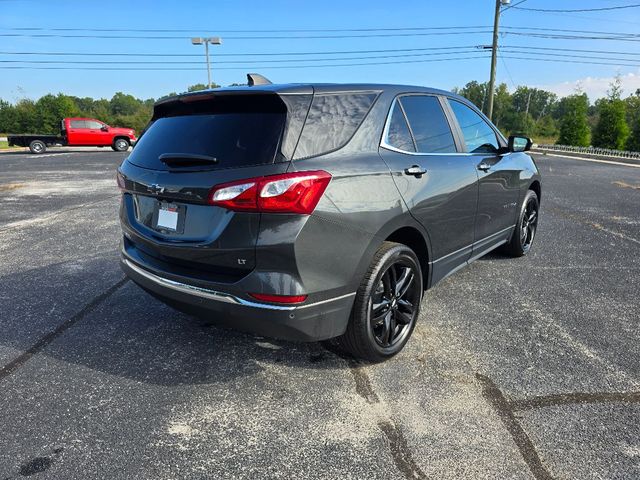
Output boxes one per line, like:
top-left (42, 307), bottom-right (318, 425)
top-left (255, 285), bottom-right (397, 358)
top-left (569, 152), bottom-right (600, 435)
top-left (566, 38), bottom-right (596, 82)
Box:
top-left (191, 37), bottom-right (222, 89)
top-left (487, 0), bottom-right (510, 121)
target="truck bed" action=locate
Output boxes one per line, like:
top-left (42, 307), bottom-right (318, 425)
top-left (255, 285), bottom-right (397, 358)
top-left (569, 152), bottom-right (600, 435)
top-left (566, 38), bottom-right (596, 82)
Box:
top-left (8, 134), bottom-right (65, 147)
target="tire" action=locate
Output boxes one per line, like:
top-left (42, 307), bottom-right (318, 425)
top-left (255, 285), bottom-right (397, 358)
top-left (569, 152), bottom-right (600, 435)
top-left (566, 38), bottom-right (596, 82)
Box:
top-left (501, 189), bottom-right (539, 257)
top-left (29, 140), bottom-right (46, 154)
top-left (112, 138), bottom-right (130, 152)
top-left (335, 241), bottom-right (423, 362)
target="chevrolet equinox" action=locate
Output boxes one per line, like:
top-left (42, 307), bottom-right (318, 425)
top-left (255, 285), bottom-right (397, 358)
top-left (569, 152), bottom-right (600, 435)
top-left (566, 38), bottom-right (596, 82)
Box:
top-left (117, 81), bottom-right (541, 361)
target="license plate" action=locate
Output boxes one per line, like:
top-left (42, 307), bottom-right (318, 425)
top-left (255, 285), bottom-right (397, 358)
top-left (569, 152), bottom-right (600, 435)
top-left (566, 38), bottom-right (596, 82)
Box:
top-left (156, 202), bottom-right (180, 231)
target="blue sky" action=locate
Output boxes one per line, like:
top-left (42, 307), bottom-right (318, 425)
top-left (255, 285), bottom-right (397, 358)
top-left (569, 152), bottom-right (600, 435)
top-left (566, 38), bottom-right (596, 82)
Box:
top-left (1, 0), bottom-right (640, 101)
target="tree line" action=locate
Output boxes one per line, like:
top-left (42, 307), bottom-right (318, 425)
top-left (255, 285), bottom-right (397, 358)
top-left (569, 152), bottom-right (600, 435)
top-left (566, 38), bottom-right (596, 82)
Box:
top-left (1, 79), bottom-right (639, 151)
top-left (453, 76), bottom-right (640, 151)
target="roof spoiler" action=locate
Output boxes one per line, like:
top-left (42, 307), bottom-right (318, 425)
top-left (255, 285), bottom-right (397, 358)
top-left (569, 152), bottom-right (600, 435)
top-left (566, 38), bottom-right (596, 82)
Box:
top-left (247, 73), bottom-right (272, 86)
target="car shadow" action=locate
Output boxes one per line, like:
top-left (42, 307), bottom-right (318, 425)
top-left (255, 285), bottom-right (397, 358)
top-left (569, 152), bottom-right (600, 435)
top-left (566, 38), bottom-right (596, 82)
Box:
top-left (0, 256), bottom-right (348, 387)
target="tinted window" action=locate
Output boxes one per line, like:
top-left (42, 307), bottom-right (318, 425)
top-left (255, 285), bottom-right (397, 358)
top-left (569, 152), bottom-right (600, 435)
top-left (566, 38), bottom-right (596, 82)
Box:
top-left (385, 101), bottom-right (415, 152)
top-left (399, 96), bottom-right (456, 153)
top-left (449, 100), bottom-right (499, 153)
top-left (294, 92), bottom-right (378, 159)
top-left (128, 112), bottom-right (285, 171)
top-left (70, 120), bottom-right (87, 128)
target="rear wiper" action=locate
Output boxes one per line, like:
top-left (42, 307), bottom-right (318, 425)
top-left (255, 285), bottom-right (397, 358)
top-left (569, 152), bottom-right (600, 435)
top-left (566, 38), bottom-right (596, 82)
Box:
top-left (159, 153), bottom-right (218, 167)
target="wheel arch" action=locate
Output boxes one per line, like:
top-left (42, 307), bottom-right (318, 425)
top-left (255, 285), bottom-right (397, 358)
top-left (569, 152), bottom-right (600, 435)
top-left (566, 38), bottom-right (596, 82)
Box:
top-left (384, 226), bottom-right (430, 290)
top-left (112, 135), bottom-right (131, 144)
top-left (529, 179), bottom-right (541, 203)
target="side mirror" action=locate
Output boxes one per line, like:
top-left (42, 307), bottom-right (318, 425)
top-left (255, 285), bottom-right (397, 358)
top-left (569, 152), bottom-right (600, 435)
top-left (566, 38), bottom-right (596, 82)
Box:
top-left (508, 135), bottom-right (532, 152)
top-left (101, 126), bottom-right (109, 132)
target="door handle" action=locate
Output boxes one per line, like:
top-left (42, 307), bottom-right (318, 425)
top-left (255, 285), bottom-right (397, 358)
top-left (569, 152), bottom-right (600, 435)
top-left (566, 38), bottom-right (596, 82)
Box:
top-left (404, 165), bottom-right (427, 177)
top-left (477, 162), bottom-right (491, 172)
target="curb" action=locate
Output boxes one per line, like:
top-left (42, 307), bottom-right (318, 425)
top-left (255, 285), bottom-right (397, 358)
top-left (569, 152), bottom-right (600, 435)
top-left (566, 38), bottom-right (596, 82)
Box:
top-left (531, 150), bottom-right (640, 168)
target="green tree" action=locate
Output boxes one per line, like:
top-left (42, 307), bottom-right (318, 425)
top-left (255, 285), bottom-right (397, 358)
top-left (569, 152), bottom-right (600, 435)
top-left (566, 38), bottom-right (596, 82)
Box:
top-left (625, 89), bottom-right (640, 151)
top-left (187, 82), bottom-right (219, 92)
top-left (0, 99), bottom-right (16, 133)
top-left (35, 94), bottom-right (78, 134)
top-left (592, 77), bottom-right (630, 149)
top-left (534, 115), bottom-right (558, 139)
top-left (110, 92), bottom-right (140, 116)
top-left (453, 80), bottom-right (489, 111)
top-left (557, 94), bottom-right (590, 146)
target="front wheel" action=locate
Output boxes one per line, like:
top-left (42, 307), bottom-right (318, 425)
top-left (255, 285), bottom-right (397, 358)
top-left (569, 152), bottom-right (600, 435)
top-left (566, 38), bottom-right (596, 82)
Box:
top-left (502, 190), bottom-right (539, 257)
top-left (112, 138), bottom-right (130, 152)
top-left (336, 242), bottom-right (423, 362)
top-left (29, 140), bottom-right (46, 154)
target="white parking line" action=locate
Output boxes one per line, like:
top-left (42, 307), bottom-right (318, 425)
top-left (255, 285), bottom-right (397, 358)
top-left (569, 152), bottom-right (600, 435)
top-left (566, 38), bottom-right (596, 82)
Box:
top-left (26, 153), bottom-right (69, 159)
top-left (533, 151), bottom-right (640, 169)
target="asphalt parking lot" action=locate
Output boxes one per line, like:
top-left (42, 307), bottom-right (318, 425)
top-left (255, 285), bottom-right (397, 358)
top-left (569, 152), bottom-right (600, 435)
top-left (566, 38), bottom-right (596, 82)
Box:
top-left (0, 148), bottom-right (638, 479)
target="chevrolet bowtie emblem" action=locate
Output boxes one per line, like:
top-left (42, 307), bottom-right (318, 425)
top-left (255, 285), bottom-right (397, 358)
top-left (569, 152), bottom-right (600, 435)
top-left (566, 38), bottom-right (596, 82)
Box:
top-left (147, 184), bottom-right (165, 194)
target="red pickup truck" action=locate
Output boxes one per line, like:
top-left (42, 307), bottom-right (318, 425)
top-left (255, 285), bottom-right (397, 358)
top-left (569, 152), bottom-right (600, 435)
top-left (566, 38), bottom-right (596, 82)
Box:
top-left (8, 117), bottom-right (138, 154)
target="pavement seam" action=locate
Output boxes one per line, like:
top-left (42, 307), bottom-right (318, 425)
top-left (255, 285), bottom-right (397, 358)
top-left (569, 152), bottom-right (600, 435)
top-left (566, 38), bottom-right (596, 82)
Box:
top-left (475, 374), bottom-right (554, 480)
top-left (0, 277), bottom-right (128, 382)
top-left (323, 344), bottom-right (427, 480)
top-left (509, 391), bottom-right (640, 411)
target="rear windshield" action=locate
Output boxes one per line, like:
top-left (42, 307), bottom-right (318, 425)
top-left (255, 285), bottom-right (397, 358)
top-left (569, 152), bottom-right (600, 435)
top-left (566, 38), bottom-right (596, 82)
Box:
top-left (128, 94), bottom-right (287, 171)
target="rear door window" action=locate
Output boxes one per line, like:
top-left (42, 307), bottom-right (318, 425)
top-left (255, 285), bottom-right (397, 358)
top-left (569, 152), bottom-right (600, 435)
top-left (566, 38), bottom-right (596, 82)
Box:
top-left (293, 92), bottom-right (378, 159)
top-left (448, 100), bottom-right (499, 153)
top-left (399, 95), bottom-right (456, 154)
top-left (86, 120), bottom-right (104, 129)
top-left (69, 120), bottom-right (87, 129)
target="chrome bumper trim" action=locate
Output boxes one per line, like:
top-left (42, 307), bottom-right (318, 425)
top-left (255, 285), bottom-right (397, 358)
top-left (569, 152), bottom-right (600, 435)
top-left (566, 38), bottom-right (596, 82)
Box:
top-left (122, 258), bottom-right (355, 312)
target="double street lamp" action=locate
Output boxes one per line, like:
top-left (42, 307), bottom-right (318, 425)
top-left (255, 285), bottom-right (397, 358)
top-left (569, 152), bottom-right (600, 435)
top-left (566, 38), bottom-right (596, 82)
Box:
top-left (191, 37), bottom-right (222, 89)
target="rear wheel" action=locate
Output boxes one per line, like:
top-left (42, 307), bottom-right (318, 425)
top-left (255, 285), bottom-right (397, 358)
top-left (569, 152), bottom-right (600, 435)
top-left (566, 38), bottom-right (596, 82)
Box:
top-left (336, 242), bottom-right (423, 362)
top-left (29, 140), bottom-right (46, 154)
top-left (112, 138), bottom-right (130, 152)
top-left (502, 189), bottom-right (539, 257)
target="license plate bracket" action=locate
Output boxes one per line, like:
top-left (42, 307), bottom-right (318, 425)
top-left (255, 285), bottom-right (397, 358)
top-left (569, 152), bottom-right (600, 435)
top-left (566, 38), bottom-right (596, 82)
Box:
top-left (152, 201), bottom-right (186, 233)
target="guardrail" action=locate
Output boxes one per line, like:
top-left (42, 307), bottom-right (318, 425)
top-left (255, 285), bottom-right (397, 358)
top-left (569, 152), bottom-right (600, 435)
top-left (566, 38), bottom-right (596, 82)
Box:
top-left (535, 144), bottom-right (640, 160)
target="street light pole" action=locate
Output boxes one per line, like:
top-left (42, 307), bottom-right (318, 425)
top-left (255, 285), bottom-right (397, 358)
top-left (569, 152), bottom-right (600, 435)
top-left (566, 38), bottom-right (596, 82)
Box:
top-left (487, 0), bottom-right (511, 121)
top-left (204, 40), bottom-right (211, 89)
top-left (191, 37), bottom-right (222, 89)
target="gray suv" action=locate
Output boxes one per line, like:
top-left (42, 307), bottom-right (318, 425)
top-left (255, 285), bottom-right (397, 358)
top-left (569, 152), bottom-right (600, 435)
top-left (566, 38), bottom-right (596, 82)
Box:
top-left (118, 82), bottom-right (541, 361)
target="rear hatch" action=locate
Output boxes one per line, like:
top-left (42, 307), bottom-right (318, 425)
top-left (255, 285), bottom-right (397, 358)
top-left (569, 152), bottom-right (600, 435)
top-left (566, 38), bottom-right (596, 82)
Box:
top-left (118, 88), bottom-right (312, 282)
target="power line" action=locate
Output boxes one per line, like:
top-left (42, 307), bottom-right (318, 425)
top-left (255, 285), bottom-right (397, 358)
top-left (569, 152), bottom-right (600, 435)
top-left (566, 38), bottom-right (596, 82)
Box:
top-left (3, 51), bottom-right (640, 72)
top-left (2, 43), bottom-right (640, 59)
top-left (0, 49), bottom-right (486, 65)
top-left (501, 0), bottom-right (528, 12)
top-left (0, 30), bottom-right (494, 40)
top-left (512, 3), bottom-right (640, 13)
top-left (500, 49), bottom-right (640, 64)
top-left (2, 25), bottom-right (491, 33)
top-left (502, 45), bottom-right (640, 56)
top-left (0, 45), bottom-right (481, 57)
top-left (0, 55), bottom-right (490, 71)
top-left (500, 55), bottom-right (640, 68)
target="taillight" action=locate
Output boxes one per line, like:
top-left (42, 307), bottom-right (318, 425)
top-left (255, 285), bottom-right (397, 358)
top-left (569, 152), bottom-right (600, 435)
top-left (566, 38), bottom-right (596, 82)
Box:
top-left (208, 171), bottom-right (331, 214)
top-left (249, 293), bottom-right (308, 304)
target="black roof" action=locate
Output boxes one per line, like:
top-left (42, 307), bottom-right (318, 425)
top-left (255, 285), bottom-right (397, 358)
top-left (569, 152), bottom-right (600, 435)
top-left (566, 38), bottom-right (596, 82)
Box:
top-left (156, 82), bottom-right (464, 106)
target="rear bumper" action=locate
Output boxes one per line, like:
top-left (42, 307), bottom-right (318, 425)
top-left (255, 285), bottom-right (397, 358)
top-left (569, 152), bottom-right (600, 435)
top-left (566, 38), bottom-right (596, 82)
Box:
top-left (120, 256), bottom-right (355, 342)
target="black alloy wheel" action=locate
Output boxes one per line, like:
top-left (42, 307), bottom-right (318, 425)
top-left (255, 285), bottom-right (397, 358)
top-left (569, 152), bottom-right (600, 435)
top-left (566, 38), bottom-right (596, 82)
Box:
top-left (336, 242), bottom-right (423, 362)
top-left (370, 261), bottom-right (420, 348)
top-left (502, 189), bottom-right (539, 257)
